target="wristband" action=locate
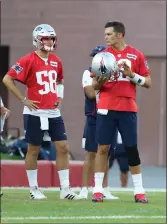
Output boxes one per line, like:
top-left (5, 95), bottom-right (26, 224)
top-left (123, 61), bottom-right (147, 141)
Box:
top-left (130, 73), bottom-right (145, 86)
top-left (57, 84), bottom-right (64, 99)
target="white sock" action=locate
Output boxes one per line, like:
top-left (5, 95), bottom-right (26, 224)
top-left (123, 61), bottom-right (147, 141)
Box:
top-left (132, 173), bottom-right (145, 195)
top-left (80, 187), bottom-right (88, 196)
top-left (58, 169), bottom-right (70, 190)
top-left (93, 172), bottom-right (104, 194)
top-left (26, 169), bottom-right (38, 188)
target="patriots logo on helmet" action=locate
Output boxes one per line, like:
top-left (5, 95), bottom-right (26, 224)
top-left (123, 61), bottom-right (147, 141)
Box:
top-left (35, 27), bottom-right (42, 31)
top-left (99, 57), bottom-right (107, 74)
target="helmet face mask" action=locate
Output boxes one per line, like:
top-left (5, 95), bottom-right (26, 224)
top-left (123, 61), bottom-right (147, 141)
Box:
top-left (33, 24), bottom-right (57, 52)
top-left (40, 36), bottom-right (57, 51)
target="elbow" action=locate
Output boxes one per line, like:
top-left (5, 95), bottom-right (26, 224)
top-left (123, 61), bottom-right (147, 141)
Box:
top-left (144, 78), bottom-right (151, 89)
top-left (3, 75), bottom-right (13, 88)
top-left (146, 84), bottom-right (151, 89)
top-left (2, 75), bottom-right (8, 86)
top-left (143, 83), bottom-right (151, 89)
top-left (146, 81), bottom-right (151, 89)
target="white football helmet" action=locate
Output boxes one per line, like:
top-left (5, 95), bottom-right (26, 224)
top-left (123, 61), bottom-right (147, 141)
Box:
top-left (33, 24), bottom-right (57, 51)
top-left (91, 52), bottom-right (118, 79)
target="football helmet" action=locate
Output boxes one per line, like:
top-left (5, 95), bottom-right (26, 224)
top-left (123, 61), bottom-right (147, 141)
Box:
top-left (91, 52), bottom-right (118, 79)
top-left (32, 24), bottom-right (57, 51)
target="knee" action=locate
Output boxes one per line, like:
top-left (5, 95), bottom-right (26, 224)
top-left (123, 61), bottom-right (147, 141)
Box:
top-left (56, 141), bottom-right (69, 154)
top-left (87, 152), bottom-right (96, 161)
top-left (98, 145), bottom-right (110, 155)
top-left (27, 144), bottom-right (40, 156)
top-left (125, 145), bottom-right (141, 167)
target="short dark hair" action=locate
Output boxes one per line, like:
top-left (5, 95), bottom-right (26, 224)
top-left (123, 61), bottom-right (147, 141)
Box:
top-left (104, 21), bottom-right (125, 37)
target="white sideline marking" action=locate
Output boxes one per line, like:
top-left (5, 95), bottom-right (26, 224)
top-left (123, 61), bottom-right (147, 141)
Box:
top-left (1, 160), bottom-right (84, 165)
top-left (2, 215), bottom-right (166, 220)
top-left (1, 187), bottom-right (166, 192)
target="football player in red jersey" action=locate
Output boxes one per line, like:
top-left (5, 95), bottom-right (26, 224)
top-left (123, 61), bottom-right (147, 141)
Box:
top-left (92, 21), bottom-right (151, 203)
top-left (3, 24), bottom-right (80, 200)
top-left (79, 46), bottom-right (119, 200)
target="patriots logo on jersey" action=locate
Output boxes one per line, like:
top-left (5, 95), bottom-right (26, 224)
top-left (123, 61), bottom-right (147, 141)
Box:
top-left (12, 64), bottom-right (23, 74)
top-left (99, 57), bottom-right (107, 75)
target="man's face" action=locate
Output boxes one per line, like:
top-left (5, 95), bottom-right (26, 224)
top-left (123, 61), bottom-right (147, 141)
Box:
top-left (104, 27), bottom-right (121, 46)
top-left (42, 37), bottom-right (55, 47)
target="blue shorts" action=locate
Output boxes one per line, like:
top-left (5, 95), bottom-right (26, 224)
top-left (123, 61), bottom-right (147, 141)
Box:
top-left (109, 144), bottom-right (129, 172)
top-left (83, 116), bottom-right (97, 152)
top-left (96, 110), bottom-right (137, 147)
top-left (24, 114), bottom-right (67, 146)
top-left (83, 116), bottom-right (117, 153)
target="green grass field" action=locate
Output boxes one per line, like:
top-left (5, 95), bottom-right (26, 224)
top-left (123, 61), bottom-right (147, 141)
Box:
top-left (1, 189), bottom-right (166, 223)
top-left (0, 153), bottom-right (23, 160)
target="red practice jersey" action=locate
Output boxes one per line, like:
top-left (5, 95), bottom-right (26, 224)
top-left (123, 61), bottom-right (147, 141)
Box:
top-left (7, 52), bottom-right (64, 109)
top-left (97, 45), bottom-right (150, 112)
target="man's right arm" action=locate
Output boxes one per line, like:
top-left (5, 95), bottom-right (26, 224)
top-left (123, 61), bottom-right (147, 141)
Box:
top-left (82, 70), bottom-right (95, 99)
top-left (3, 58), bottom-right (28, 102)
top-left (2, 58), bottom-right (39, 110)
top-left (0, 96), bottom-right (10, 118)
top-left (92, 76), bottom-right (108, 90)
top-left (3, 75), bottom-right (25, 101)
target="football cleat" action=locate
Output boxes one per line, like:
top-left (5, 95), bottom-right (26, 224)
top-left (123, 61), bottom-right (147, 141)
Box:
top-left (134, 193), bottom-right (148, 204)
top-left (60, 188), bottom-right (81, 200)
top-left (92, 192), bottom-right (103, 203)
top-left (103, 187), bottom-right (119, 200)
top-left (30, 187), bottom-right (47, 200)
top-left (78, 187), bottom-right (88, 199)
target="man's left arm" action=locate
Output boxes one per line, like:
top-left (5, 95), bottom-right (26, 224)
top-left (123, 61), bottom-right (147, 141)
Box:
top-left (56, 79), bottom-right (64, 109)
top-left (0, 97), bottom-right (10, 119)
top-left (122, 52), bottom-right (151, 89)
top-left (56, 60), bottom-right (65, 108)
top-left (133, 52), bottom-right (151, 88)
top-left (129, 71), bottom-right (151, 89)
top-left (57, 79), bottom-right (64, 100)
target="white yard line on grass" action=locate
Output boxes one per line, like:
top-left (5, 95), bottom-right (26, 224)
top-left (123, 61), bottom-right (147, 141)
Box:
top-left (1, 187), bottom-right (166, 192)
top-left (1, 215), bottom-right (166, 221)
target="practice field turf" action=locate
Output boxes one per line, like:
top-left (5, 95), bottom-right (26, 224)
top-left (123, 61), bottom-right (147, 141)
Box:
top-left (1, 189), bottom-right (166, 223)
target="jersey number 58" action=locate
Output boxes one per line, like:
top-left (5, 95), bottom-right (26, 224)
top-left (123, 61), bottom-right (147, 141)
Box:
top-left (36, 70), bottom-right (57, 95)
